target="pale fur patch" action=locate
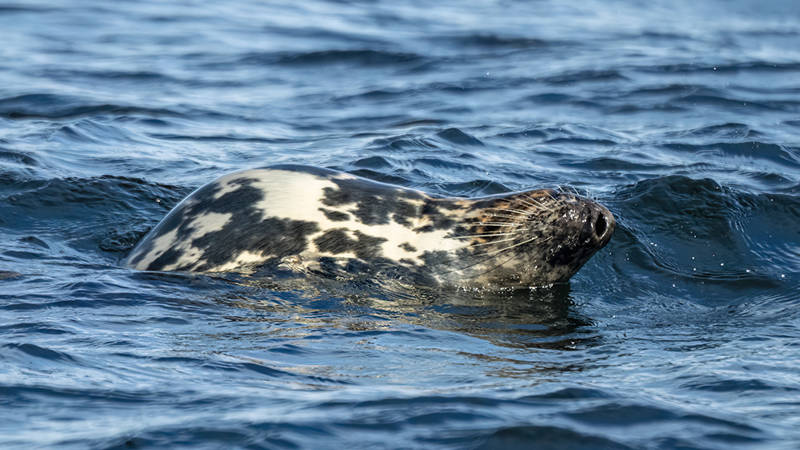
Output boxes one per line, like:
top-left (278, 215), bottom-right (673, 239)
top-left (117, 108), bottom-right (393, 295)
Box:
top-left (225, 169), bottom-right (465, 265)
top-left (132, 168), bottom-right (470, 273)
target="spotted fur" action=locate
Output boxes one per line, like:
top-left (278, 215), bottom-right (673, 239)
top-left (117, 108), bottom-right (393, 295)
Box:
top-left (126, 165), bottom-right (615, 287)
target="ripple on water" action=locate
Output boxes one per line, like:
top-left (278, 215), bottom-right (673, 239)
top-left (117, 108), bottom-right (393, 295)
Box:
top-left (1, 0), bottom-right (799, 448)
top-left (239, 49), bottom-right (426, 68)
top-left (0, 93), bottom-right (184, 120)
top-left (435, 127), bottom-right (485, 146)
top-left (2, 342), bottom-right (78, 363)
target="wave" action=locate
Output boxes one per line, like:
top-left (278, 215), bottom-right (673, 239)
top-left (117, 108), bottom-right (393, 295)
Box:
top-left (237, 49), bottom-right (426, 67)
top-left (0, 175), bottom-right (185, 257)
top-left (604, 176), bottom-right (800, 305)
top-left (0, 94), bottom-right (184, 120)
top-left (433, 33), bottom-right (561, 49)
top-left (629, 60), bottom-right (800, 75)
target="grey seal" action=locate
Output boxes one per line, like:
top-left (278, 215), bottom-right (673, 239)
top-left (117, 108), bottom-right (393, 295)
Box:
top-left (125, 165), bottom-right (615, 288)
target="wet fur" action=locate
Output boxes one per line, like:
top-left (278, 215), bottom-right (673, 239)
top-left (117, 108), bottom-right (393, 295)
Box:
top-left (126, 165), bottom-right (615, 288)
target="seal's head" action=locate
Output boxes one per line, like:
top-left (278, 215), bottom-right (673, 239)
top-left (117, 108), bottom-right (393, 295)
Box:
top-left (444, 189), bottom-right (615, 287)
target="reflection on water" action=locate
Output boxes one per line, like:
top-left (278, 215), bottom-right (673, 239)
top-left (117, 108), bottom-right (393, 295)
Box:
top-left (226, 274), bottom-right (591, 352)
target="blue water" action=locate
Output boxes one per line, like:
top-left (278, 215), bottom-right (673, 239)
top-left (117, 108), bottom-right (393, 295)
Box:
top-left (2, 0), bottom-right (799, 448)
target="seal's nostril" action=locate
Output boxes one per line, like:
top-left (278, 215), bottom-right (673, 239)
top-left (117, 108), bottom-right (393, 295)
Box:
top-left (594, 214), bottom-right (607, 239)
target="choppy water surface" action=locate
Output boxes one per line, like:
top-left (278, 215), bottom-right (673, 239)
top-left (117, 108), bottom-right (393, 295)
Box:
top-left (2, 0), bottom-right (799, 448)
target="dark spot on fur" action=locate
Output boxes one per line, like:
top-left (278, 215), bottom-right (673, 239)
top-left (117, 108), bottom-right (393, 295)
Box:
top-left (420, 250), bottom-right (454, 269)
top-left (319, 207), bottom-right (350, 221)
top-left (143, 246), bottom-right (184, 270)
top-left (412, 201), bottom-right (455, 232)
top-left (455, 247), bottom-right (473, 260)
top-left (313, 256), bottom-right (344, 277)
top-left (193, 217), bottom-right (319, 271)
top-left (135, 177), bottom-right (320, 271)
top-left (351, 199), bottom-right (392, 225)
top-left (399, 242), bottom-right (416, 252)
top-left (321, 186), bottom-right (353, 207)
top-left (392, 214), bottom-right (411, 226)
top-left (436, 200), bottom-right (466, 210)
top-left (321, 176), bottom-right (424, 226)
top-left (314, 228), bottom-right (388, 259)
top-left (391, 200), bottom-right (418, 226)
top-left (314, 229), bottom-right (352, 254)
top-left (322, 185), bottom-right (391, 225)
top-left (351, 231), bottom-right (388, 260)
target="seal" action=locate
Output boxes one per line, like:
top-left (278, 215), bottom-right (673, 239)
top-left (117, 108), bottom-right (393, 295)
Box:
top-left (125, 165), bottom-right (615, 288)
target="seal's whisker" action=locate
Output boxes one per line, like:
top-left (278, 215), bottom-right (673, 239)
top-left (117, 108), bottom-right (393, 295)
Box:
top-left (469, 236), bottom-right (524, 247)
top-left (523, 195), bottom-right (551, 211)
top-left (515, 197), bottom-right (542, 209)
top-left (523, 193), bottom-right (547, 204)
top-left (558, 184), bottom-right (577, 196)
top-left (484, 214), bottom-right (528, 221)
top-left (474, 222), bottom-right (521, 227)
top-left (486, 207), bottom-right (531, 216)
top-left (484, 236), bottom-right (538, 256)
top-left (482, 213), bottom-right (529, 221)
top-left (537, 191), bottom-right (567, 209)
top-left (449, 232), bottom-right (521, 239)
top-left (486, 235), bottom-right (552, 256)
top-left (547, 191), bottom-right (565, 205)
top-left (459, 230), bottom-right (521, 237)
